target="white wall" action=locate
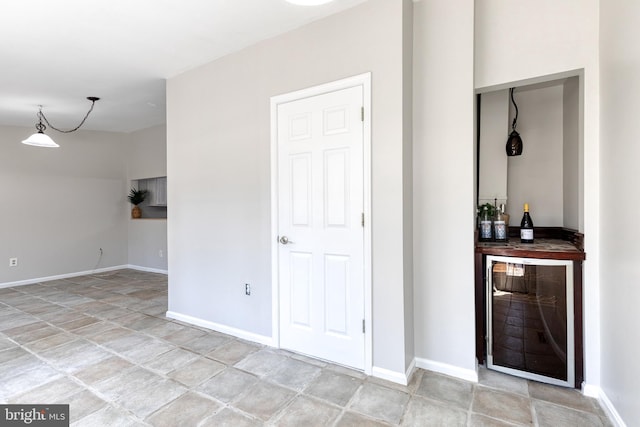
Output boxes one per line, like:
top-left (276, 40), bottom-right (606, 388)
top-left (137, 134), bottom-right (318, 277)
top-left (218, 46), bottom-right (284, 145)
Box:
top-left (167, 0), bottom-right (412, 377)
top-left (413, 0), bottom-right (477, 378)
top-left (0, 126), bottom-right (128, 285)
top-left (475, 0), bottom-right (601, 393)
top-left (127, 125), bottom-right (168, 272)
top-left (600, 1), bottom-right (640, 424)
top-left (507, 84), bottom-right (564, 226)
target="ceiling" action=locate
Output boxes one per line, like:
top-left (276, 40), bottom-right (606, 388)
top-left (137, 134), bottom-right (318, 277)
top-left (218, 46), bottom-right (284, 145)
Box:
top-left (0, 0), bottom-right (367, 133)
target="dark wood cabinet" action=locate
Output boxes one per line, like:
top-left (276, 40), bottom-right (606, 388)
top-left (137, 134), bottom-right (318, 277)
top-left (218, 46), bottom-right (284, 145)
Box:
top-left (475, 228), bottom-right (585, 388)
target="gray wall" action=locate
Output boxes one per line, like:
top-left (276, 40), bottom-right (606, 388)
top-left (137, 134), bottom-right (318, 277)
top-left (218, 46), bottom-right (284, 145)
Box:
top-left (478, 79), bottom-right (580, 229)
top-left (563, 77), bottom-right (580, 231)
top-left (0, 125), bottom-right (129, 285)
top-left (401, 0), bottom-right (415, 374)
top-left (167, 0), bottom-right (413, 377)
top-left (0, 123), bottom-right (169, 286)
top-left (507, 84), bottom-right (564, 226)
top-left (478, 89), bottom-right (509, 206)
top-left (127, 124), bottom-right (168, 272)
top-left (475, 0), bottom-right (601, 393)
top-left (600, 0), bottom-right (640, 423)
top-left (412, 0), bottom-right (477, 377)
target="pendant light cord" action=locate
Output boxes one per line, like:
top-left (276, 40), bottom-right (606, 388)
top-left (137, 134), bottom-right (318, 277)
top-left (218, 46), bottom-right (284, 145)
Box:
top-left (38, 97), bottom-right (98, 133)
top-left (510, 87), bottom-right (519, 132)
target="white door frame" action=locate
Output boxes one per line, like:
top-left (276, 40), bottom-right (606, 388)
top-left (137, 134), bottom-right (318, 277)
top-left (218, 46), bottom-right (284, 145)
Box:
top-left (270, 72), bottom-right (372, 374)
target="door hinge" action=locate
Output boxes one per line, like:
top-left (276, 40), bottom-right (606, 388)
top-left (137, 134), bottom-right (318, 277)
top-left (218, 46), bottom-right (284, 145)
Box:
top-left (361, 106), bottom-right (364, 122)
top-left (362, 319), bottom-right (365, 333)
top-left (361, 212), bottom-right (365, 227)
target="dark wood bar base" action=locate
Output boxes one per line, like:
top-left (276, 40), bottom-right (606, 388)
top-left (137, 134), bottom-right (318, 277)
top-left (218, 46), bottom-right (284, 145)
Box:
top-left (475, 227), bottom-right (585, 388)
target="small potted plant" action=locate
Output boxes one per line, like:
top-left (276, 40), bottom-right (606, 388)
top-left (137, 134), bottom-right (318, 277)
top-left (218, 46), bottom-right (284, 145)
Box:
top-left (477, 202), bottom-right (497, 220)
top-left (128, 188), bottom-right (148, 218)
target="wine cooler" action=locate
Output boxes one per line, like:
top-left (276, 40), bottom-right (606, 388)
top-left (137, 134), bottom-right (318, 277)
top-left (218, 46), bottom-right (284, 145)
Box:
top-left (486, 255), bottom-right (574, 387)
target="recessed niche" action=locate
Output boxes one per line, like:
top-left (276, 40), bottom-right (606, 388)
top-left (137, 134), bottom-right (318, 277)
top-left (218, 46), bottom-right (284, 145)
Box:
top-left (131, 176), bottom-right (167, 219)
top-left (476, 74), bottom-right (581, 230)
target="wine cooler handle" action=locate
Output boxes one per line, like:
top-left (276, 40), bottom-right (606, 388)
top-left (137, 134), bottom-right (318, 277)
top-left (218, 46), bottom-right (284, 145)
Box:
top-left (486, 262), bottom-right (493, 357)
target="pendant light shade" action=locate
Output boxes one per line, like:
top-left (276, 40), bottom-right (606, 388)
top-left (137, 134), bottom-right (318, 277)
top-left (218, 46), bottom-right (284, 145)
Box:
top-left (506, 87), bottom-right (523, 156)
top-left (22, 131), bottom-right (60, 148)
top-left (21, 97), bottom-right (99, 148)
top-left (506, 130), bottom-right (523, 156)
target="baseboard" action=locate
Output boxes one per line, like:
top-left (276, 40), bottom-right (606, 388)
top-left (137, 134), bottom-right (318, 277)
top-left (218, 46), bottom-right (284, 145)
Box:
top-left (127, 264), bottom-right (168, 275)
top-left (415, 357), bottom-right (479, 383)
top-left (0, 265), bottom-right (129, 289)
top-left (372, 366), bottom-right (409, 385)
top-left (166, 310), bottom-right (274, 347)
top-left (582, 384), bottom-right (627, 427)
top-left (582, 383), bottom-right (600, 398)
top-left (405, 357), bottom-right (417, 384)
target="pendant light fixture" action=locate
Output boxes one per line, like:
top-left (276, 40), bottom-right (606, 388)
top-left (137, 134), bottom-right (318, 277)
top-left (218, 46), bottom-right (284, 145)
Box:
top-left (22, 97), bottom-right (100, 148)
top-left (505, 87), bottom-right (523, 156)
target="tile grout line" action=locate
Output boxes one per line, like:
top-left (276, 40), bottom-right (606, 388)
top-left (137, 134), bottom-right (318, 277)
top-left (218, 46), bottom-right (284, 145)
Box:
top-left (15, 310), bottom-right (175, 424)
top-left (3, 278), bottom-right (186, 425)
top-left (3, 270), bottom-right (610, 427)
top-left (3, 323), bottom-right (144, 425)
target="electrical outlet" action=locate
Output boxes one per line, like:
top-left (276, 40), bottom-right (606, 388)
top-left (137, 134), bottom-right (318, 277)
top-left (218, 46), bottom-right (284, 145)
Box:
top-left (9, 258), bottom-right (18, 267)
top-left (99, 248), bottom-right (103, 255)
top-left (159, 250), bottom-right (163, 258)
top-left (245, 283), bottom-right (251, 296)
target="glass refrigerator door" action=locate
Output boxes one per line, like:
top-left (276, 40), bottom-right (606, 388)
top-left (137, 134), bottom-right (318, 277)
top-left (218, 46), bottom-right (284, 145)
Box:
top-left (487, 255), bottom-right (574, 387)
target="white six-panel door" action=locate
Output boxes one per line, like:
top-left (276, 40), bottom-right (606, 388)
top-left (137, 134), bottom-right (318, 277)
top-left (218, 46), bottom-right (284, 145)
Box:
top-left (277, 85), bottom-right (365, 369)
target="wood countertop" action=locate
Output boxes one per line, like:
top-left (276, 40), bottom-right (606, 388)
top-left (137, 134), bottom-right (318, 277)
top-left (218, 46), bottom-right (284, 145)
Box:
top-left (475, 238), bottom-right (585, 260)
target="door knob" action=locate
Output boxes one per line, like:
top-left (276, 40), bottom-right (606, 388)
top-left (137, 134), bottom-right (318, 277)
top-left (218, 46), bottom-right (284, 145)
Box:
top-left (279, 236), bottom-right (294, 245)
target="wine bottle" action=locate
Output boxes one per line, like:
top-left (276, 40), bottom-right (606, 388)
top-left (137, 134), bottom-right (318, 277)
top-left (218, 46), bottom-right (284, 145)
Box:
top-left (494, 205), bottom-right (507, 242)
top-left (520, 203), bottom-right (534, 243)
top-left (479, 206), bottom-right (493, 241)
top-left (500, 203), bottom-right (510, 236)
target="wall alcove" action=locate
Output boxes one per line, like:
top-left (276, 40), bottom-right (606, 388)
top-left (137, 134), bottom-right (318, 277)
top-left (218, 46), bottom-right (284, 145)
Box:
top-left (476, 75), bottom-right (581, 229)
top-left (474, 72), bottom-right (585, 388)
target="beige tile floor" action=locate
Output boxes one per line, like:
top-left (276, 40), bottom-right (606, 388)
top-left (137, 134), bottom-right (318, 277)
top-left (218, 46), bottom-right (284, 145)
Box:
top-left (0, 269), bottom-right (613, 426)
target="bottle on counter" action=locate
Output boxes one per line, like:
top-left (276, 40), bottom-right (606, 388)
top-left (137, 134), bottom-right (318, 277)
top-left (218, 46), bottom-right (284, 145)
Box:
top-left (520, 203), bottom-right (534, 243)
top-left (480, 206), bottom-right (493, 241)
top-left (494, 205), bottom-right (507, 242)
top-left (500, 203), bottom-right (510, 235)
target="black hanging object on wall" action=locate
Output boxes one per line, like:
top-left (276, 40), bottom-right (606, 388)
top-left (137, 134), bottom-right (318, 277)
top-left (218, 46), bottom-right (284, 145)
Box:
top-left (506, 87), bottom-right (523, 156)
